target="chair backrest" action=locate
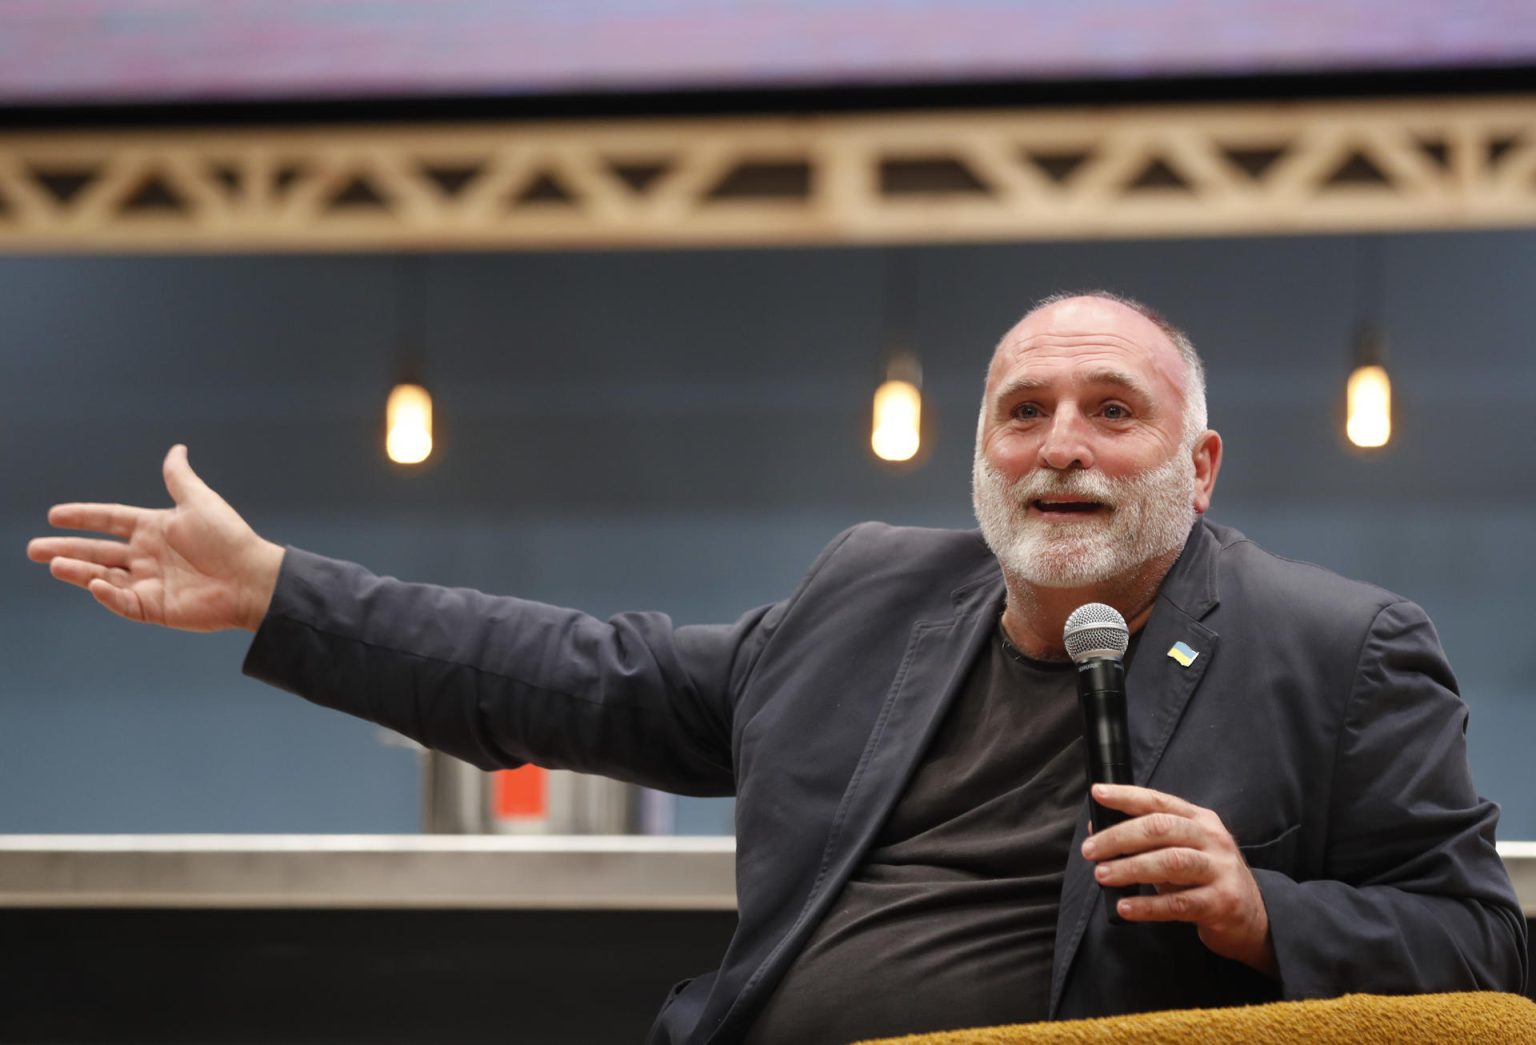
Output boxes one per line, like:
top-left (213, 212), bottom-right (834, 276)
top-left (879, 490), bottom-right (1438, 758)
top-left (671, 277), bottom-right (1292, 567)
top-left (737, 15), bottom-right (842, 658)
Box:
top-left (853, 991), bottom-right (1536, 1044)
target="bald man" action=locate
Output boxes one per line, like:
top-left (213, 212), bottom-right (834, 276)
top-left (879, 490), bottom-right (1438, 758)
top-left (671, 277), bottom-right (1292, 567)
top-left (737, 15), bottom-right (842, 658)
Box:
top-left (29, 293), bottom-right (1527, 1044)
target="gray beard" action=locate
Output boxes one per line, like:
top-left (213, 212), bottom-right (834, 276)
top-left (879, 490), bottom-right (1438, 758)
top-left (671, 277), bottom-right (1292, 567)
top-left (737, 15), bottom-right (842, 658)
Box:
top-left (972, 449), bottom-right (1197, 589)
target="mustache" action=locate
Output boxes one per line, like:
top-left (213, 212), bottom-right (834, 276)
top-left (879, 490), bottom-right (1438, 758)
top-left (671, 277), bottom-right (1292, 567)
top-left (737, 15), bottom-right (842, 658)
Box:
top-left (1006, 469), bottom-right (1119, 505)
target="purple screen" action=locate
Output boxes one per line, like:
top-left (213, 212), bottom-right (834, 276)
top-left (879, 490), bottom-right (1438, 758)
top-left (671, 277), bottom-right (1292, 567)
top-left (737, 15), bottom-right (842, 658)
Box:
top-left (3, 0), bottom-right (1533, 105)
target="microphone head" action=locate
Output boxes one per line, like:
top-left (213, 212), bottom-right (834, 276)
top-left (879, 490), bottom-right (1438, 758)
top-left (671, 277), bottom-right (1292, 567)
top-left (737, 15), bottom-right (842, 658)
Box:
top-left (1063, 603), bottom-right (1130, 664)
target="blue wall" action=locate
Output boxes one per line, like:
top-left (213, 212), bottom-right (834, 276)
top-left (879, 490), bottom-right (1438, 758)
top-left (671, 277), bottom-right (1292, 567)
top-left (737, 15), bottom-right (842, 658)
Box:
top-left (3, 232), bottom-right (1533, 836)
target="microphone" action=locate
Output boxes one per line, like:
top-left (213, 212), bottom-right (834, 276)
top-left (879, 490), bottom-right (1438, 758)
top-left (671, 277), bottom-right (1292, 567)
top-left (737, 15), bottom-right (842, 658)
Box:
top-left (1064, 603), bottom-right (1135, 923)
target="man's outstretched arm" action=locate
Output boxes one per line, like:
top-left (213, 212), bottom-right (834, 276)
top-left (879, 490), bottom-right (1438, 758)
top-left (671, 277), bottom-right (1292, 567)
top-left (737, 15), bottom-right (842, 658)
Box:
top-left (28, 445), bottom-right (748, 795)
top-left (27, 444), bottom-right (283, 632)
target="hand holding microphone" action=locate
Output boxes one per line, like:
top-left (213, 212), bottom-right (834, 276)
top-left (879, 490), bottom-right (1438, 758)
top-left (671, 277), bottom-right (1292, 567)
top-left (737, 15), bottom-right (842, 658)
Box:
top-left (1065, 603), bottom-right (1276, 972)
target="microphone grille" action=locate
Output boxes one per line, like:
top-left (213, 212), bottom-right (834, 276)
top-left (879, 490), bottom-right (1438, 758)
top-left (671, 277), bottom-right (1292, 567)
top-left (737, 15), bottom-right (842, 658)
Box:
top-left (1063, 603), bottom-right (1130, 664)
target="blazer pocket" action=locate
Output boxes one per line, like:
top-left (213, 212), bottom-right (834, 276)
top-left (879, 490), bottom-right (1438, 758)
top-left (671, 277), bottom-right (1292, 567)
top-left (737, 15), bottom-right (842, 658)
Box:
top-left (1237, 823), bottom-right (1301, 874)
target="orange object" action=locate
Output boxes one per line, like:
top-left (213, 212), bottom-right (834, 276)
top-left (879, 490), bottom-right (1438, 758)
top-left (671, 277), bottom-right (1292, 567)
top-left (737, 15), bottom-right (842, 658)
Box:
top-left (493, 766), bottom-right (548, 819)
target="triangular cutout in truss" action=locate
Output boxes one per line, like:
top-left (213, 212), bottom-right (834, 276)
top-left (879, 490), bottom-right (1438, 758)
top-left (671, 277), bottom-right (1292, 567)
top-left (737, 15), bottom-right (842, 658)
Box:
top-left (1414, 138), bottom-right (1450, 171)
top-left (419, 163), bottom-right (485, 197)
top-left (209, 164), bottom-right (242, 196)
top-left (274, 164), bottom-right (306, 194)
top-left (707, 161), bottom-right (811, 200)
top-left (31, 168), bottom-right (96, 205)
top-left (122, 173), bottom-right (188, 214)
top-left (1487, 135), bottom-right (1523, 167)
top-left (1125, 156), bottom-right (1191, 192)
top-left (879, 158), bottom-right (987, 196)
top-left (325, 175), bottom-right (389, 210)
top-left (1021, 150), bottom-right (1091, 185)
top-left (1321, 150), bottom-right (1391, 188)
top-left (512, 171), bottom-right (575, 206)
top-left (608, 160), bottom-right (672, 194)
top-left (1221, 145), bottom-right (1287, 181)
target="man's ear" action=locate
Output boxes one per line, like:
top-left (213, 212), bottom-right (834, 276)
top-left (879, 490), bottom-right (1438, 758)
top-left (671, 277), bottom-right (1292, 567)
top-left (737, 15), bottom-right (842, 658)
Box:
top-left (1191, 430), bottom-right (1223, 514)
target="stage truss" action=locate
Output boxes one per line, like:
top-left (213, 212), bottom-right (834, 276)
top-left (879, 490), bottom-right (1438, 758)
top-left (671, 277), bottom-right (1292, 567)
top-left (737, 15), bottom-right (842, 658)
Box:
top-left (1, 96), bottom-right (1533, 251)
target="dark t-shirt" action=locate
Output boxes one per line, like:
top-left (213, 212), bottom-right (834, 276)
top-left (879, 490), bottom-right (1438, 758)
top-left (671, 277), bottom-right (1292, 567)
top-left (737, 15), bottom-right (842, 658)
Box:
top-left (743, 628), bottom-right (1088, 1044)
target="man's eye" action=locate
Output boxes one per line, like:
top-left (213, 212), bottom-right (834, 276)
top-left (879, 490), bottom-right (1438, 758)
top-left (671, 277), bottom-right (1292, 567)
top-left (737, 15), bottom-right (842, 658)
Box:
top-left (1012, 403), bottom-right (1042, 420)
top-left (1102, 403), bottom-right (1131, 420)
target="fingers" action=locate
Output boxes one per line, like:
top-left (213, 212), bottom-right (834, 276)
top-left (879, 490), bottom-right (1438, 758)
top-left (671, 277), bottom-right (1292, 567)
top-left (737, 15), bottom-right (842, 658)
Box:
top-left (1114, 887), bottom-right (1218, 923)
top-left (47, 556), bottom-right (130, 591)
top-left (1083, 785), bottom-right (1220, 862)
top-left (26, 536), bottom-right (131, 567)
top-left (162, 444), bottom-right (211, 506)
top-left (87, 577), bottom-right (146, 623)
top-left (1083, 809), bottom-right (1206, 861)
top-left (1112, 871), bottom-right (1277, 976)
top-left (1095, 847), bottom-right (1214, 889)
top-left (45, 503), bottom-right (146, 538)
top-left (1082, 786), bottom-right (1274, 972)
top-left (1091, 783), bottom-right (1203, 820)
top-left (45, 558), bottom-right (146, 622)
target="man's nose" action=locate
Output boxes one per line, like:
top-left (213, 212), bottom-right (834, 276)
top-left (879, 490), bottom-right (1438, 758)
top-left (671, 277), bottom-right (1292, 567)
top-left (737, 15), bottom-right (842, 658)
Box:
top-left (1038, 409), bottom-right (1094, 471)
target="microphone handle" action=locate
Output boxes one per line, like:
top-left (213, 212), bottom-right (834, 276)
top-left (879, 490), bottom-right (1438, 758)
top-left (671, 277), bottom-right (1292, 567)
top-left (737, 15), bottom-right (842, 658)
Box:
top-left (1088, 761), bottom-right (1134, 833)
top-left (1077, 657), bottom-right (1136, 923)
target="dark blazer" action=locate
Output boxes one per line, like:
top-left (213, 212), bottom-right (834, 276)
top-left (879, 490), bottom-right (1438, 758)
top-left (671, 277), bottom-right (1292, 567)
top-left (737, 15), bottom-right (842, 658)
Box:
top-left (245, 519), bottom-right (1527, 1043)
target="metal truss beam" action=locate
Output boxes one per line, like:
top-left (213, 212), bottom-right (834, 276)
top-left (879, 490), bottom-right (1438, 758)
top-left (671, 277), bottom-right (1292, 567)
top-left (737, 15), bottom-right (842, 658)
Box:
top-left (1, 96), bottom-right (1533, 251)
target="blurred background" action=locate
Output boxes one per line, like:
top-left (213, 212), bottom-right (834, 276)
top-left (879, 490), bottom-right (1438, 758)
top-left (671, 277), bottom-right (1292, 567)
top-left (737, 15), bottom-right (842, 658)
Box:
top-left (1, 2), bottom-right (1533, 1040)
top-left (3, 0), bottom-right (1534, 838)
top-left (5, 236), bottom-right (1536, 837)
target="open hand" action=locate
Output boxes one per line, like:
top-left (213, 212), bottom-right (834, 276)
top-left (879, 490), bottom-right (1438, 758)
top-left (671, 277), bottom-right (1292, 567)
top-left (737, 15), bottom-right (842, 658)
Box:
top-left (1083, 783), bottom-right (1277, 976)
top-left (26, 445), bottom-right (283, 633)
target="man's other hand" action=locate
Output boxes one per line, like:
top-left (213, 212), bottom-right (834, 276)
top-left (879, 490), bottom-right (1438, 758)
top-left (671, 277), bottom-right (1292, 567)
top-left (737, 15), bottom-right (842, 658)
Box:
top-left (1082, 783), bottom-right (1278, 977)
top-left (27, 445), bottom-right (284, 633)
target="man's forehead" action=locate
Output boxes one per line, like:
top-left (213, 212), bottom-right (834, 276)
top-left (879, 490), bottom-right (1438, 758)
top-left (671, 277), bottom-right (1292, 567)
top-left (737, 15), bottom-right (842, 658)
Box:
top-left (988, 297), bottom-right (1185, 388)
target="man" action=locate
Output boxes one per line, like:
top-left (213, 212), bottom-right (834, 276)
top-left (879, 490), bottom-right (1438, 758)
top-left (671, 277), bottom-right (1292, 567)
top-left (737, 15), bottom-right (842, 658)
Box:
top-left (28, 293), bottom-right (1527, 1043)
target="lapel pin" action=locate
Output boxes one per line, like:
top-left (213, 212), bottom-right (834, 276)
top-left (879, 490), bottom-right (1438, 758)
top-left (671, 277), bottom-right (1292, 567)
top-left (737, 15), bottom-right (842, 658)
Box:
top-left (1167, 641), bottom-right (1199, 668)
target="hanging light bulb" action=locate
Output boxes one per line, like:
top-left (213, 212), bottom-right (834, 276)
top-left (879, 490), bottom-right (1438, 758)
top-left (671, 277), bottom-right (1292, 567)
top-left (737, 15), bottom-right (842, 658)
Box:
top-left (386, 381), bottom-right (433, 464)
top-left (1345, 326), bottom-right (1391, 449)
top-left (1346, 366), bottom-right (1391, 448)
top-left (384, 257), bottom-right (438, 467)
top-left (872, 352), bottom-right (922, 463)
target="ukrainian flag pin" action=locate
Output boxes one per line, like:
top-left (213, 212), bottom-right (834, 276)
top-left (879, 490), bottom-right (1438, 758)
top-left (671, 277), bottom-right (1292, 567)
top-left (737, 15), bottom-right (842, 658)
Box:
top-left (1167, 641), bottom-right (1199, 668)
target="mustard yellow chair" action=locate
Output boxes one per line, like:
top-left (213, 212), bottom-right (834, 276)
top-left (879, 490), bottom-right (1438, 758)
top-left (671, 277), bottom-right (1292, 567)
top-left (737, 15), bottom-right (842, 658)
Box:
top-left (855, 992), bottom-right (1536, 1044)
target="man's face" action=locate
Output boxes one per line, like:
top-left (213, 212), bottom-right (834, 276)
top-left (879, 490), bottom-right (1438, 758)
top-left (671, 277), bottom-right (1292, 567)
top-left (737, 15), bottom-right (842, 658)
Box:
top-left (972, 297), bottom-right (1212, 589)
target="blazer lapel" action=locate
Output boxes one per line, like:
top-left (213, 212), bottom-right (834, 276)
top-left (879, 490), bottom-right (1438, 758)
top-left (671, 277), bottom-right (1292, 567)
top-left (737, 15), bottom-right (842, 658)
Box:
top-left (815, 572), bottom-right (1004, 891)
top-left (1050, 522), bottom-right (1223, 1016)
top-left (711, 567), bottom-right (1004, 1043)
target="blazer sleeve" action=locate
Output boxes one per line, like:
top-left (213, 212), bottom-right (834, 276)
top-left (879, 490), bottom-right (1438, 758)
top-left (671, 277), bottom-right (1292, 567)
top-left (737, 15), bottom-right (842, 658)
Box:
top-left (241, 547), bottom-right (785, 797)
top-left (1256, 599), bottom-right (1528, 997)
